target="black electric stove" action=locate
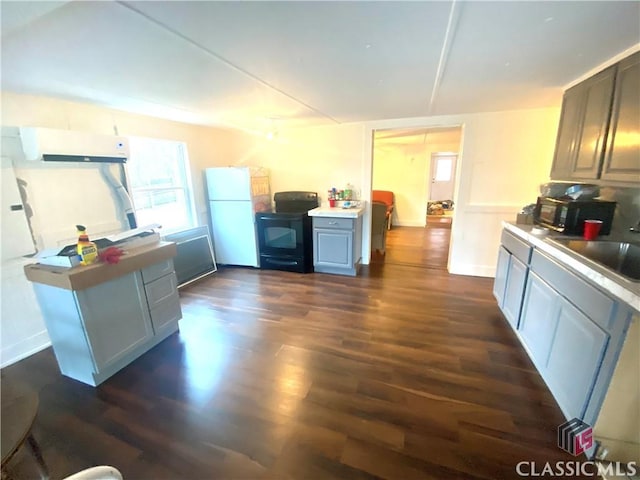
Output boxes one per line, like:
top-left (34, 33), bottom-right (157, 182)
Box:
top-left (256, 191), bottom-right (318, 273)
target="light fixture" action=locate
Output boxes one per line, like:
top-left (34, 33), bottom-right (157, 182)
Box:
top-left (265, 117), bottom-right (279, 141)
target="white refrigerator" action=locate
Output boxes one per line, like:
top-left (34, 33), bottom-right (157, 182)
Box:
top-left (205, 167), bottom-right (271, 267)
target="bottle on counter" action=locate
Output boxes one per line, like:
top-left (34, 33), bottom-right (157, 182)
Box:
top-left (76, 224), bottom-right (98, 265)
top-left (345, 183), bottom-right (354, 201)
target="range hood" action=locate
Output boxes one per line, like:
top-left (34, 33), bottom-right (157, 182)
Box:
top-left (19, 127), bottom-right (129, 163)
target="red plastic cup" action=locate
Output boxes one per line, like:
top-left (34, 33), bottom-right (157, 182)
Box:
top-left (328, 199), bottom-right (336, 207)
top-left (583, 220), bottom-right (603, 240)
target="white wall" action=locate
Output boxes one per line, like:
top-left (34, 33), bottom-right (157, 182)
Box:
top-left (223, 106), bottom-right (560, 276)
top-left (232, 123), bottom-right (367, 202)
top-left (0, 91), bottom-right (249, 367)
top-left (1, 91), bottom-right (251, 227)
top-left (372, 137), bottom-right (460, 227)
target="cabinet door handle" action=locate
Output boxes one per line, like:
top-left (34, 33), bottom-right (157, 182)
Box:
top-left (328, 221), bottom-right (338, 225)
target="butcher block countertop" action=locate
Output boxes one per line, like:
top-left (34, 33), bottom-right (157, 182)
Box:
top-left (24, 241), bottom-right (177, 291)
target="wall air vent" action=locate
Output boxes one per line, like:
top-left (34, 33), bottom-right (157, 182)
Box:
top-left (19, 127), bottom-right (129, 163)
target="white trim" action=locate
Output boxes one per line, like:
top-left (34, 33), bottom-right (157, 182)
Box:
top-left (564, 43), bottom-right (640, 90)
top-left (449, 262), bottom-right (496, 278)
top-left (1, 331), bottom-right (51, 368)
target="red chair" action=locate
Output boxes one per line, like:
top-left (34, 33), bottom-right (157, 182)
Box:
top-left (372, 190), bottom-right (394, 229)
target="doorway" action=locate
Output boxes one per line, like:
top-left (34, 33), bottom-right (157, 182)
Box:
top-left (370, 126), bottom-right (462, 269)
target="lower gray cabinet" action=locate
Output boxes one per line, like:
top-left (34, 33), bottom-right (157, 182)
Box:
top-left (33, 259), bottom-right (182, 386)
top-left (502, 256), bottom-right (528, 329)
top-left (313, 216), bottom-right (363, 276)
top-left (142, 261), bottom-right (181, 335)
top-left (545, 298), bottom-right (609, 420)
top-left (495, 228), bottom-right (634, 427)
top-left (493, 246), bottom-right (510, 306)
top-left (76, 271), bottom-right (154, 371)
top-left (519, 272), bottom-right (559, 368)
top-left (493, 231), bottom-right (531, 328)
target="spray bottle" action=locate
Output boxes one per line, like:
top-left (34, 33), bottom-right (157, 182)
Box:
top-left (76, 225), bottom-right (98, 265)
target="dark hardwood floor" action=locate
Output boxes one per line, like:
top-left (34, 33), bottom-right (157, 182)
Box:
top-left (371, 224), bottom-right (451, 269)
top-left (2, 243), bottom-right (589, 479)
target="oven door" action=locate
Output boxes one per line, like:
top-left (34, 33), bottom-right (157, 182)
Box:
top-left (256, 213), bottom-right (306, 257)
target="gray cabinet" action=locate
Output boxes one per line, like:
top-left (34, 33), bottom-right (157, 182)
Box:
top-left (519, 272), bottom-right (559, 368)
top-left (570, 66), bottom-right (616, 180)
top-left (495, 227), bottom-right (633, 426)
top-left (75, 272), bottom-right (154, 371)
top-left (601, 51), bottom-right (640, 182)
top-left (33, 259), bottom-right (182, 386)
top-left (492, 231), bottom-right (531, 329)
top-left (313, 215), bottom-right (363, 276)
top-left (550, 51), bottom-right (639, 184)
top-left (520, 272), bottom-right (610, 420)
top-left (493, 246), bottom-right (510, 306)
top-left (142, 259), bottom-right (181, 335)
top-left (545, 298), bottom-right (609, 420)
top-left (550, 84), bottom-right (587, 179)
top-left (502, 256), bottom-right (528, 329)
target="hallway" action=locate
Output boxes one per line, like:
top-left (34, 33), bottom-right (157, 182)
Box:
top-left (371, 222), bottom-right (451, 270)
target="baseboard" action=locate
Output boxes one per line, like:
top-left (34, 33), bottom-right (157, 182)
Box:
top-left (449, 263), bottom-right (496, 278)
top-left (1, 330), bottom-right (51, 368)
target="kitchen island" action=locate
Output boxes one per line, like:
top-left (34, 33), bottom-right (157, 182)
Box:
top-left (24, 241), bottom-right (181, 386)
top-left (309, 206), bottom-right (364, 276)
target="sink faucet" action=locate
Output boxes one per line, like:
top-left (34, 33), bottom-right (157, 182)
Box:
top-left (631, 220), bottom-right (640, 233)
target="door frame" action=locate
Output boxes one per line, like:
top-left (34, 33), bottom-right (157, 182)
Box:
top-left (364, 123), bottom-right (465, 267)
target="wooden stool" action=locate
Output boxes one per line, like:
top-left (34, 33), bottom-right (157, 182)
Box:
top-left (1, 382), bottom-right (49, 479)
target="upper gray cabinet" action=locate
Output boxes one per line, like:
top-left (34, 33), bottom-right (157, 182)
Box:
top-left (550, 51), bottom-right (640, 185)
top-left (550, 84), bottom-right (584, 179)
top-left (571, 66), bottom-right (616, 180)
top-left (601, 51), bottom-right (640, 183)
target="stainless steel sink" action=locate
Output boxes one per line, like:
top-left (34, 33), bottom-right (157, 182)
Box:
top-left (553, 240), bottom-right (640, 282)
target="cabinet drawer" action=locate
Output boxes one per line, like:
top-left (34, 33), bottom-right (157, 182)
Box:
top-left (144, 273), bottom-right (178, 309)
top-left (313, 217), bottom-right (354, 230)
top-left (501, 230), bottom-right (532, 264)
top-left (530, 250), bottom-right (614, 328)
top-left (141, 259), bottom-right (175, 284)
top-left (150, 291), bottom-right (181, 333)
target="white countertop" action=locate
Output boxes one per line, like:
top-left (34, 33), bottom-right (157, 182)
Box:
top-left (503, 222), bottom-right (640, 312)
top-left (308, 206), bottom-right (364, 218)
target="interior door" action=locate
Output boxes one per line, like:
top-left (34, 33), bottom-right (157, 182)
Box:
top-left (429, 154), bottom-right (457, 201)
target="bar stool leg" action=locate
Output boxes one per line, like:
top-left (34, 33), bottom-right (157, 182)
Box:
top-left (26, 435), bottom-right (49, 480)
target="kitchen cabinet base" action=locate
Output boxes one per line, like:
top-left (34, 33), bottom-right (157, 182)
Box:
top-left (314, 262), bottom-right (361, 277)
top-left (87, 323), bottom-right (178, 387)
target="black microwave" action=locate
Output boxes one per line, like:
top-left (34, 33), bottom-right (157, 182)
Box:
top-left (533, 197), bottom-right (617, 235)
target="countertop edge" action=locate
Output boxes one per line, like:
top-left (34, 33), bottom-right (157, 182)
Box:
top-left (308, 206), bottom-right (364, 218)
top-left (24, 241), bottom-right (177, 291)
top-left (503, 222), bottom-right (640, 312)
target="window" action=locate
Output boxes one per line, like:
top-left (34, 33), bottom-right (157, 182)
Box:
top-left (127, 137), bottom-right (196, 233)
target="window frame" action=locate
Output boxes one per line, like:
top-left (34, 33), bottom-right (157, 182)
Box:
top-left (125, 138), bottom-right (197, 234)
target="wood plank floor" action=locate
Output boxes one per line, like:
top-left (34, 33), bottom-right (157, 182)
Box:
top-left (2, 238), bottom-right (590, 479)
top-left (371, 225), bottom-right (451, 269)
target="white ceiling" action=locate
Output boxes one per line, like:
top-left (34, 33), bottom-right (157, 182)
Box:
top-left (1, 1), bottom-right (639, 133)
